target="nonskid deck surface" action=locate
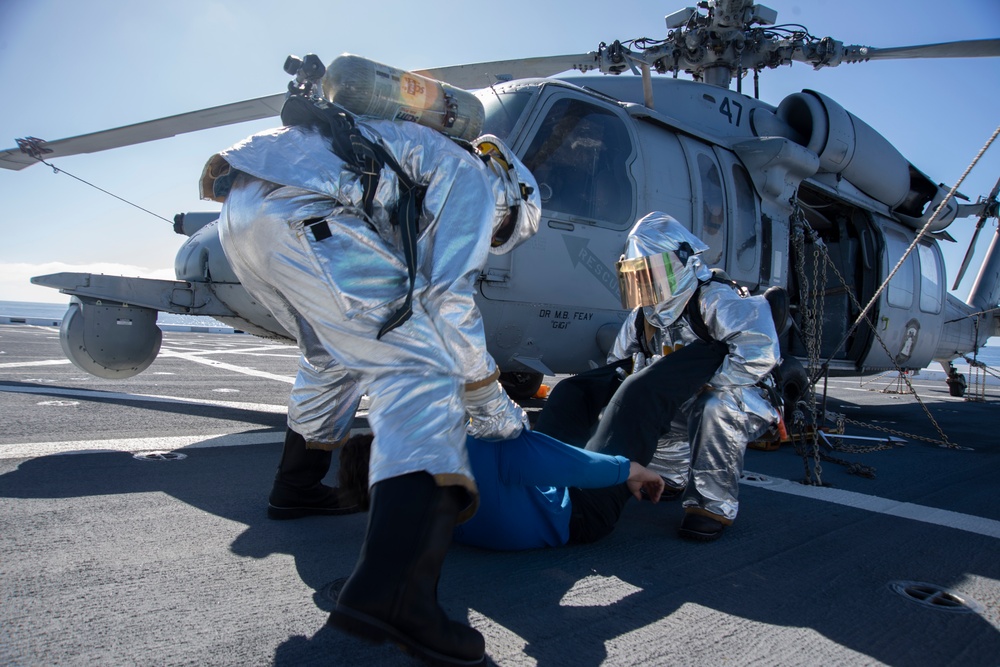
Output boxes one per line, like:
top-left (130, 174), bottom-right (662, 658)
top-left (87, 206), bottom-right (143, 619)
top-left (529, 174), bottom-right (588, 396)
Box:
top-left (2, 324), bottom-right (998, 666)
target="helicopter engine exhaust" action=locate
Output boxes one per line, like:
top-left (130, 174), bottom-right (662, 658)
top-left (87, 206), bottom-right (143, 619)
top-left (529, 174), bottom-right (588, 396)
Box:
top-left (771, 90), bottom-right (958, 232)
top-left (777, 90), bottom-right (909, 207)
top-left (59, 298), bottom-right (162, 379)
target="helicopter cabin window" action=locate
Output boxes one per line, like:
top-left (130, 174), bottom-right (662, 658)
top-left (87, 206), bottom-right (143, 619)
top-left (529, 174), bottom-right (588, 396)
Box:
top-left (732, 164), bottom-right (758, 273)
top-left (918, 243), bottom-right (943, 314)
top-left (696, 153), bottom-right (726, 266)
top-left (520, 98), bottom-right (633, 228)
top-left (480, 90), bottom-right (534, 142)
top-left (885, 229), bottom-right (915, 309)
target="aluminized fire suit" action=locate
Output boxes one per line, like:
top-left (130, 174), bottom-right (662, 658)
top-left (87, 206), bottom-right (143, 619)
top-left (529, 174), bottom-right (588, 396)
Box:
top-left (205, 121), bottom-right (539, 514)
top-left (609, 213), bottom-right (780, 522)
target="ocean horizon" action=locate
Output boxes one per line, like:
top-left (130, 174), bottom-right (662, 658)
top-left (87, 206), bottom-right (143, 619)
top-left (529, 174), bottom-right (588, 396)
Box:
top-left (0, 299), bottom-right (228, 328)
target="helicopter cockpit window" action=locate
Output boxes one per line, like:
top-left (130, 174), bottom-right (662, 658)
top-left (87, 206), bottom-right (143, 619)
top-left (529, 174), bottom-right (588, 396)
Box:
top-left (519, 98), bottom-right (633, 227)
top-left (732, 164), bottom-right (758, 273)
top-left (697, 154), bottom-right (726, 266)
top-left (885, 229), bottom-right (915, 309)
top-left (918, 243), bottom-right (943, 314)
top-left (480, 89), bottom-right (534, 142)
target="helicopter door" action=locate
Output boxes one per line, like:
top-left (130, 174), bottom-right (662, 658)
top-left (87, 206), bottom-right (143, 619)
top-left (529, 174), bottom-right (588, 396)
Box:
top-left (519, 96), bottom-right (635, 226)
top-left (861, 225), bottom-right (944, 370)
top-left (477, 91), bottom-right (638, 373)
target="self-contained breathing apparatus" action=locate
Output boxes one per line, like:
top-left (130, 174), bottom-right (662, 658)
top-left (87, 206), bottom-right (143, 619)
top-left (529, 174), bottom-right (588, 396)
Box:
top-left (212, 53), bottom-right (531, 339)
top-left (280, 54), bottom-right (426, 339)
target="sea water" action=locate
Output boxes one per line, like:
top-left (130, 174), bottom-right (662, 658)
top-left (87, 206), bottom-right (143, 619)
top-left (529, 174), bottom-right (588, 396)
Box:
top-left (0, 300), bottom-right (228, 329)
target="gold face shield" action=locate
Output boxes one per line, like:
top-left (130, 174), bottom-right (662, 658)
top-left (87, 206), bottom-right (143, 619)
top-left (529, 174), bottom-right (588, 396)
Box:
top-left (616, 250), bottom-right (688, 310)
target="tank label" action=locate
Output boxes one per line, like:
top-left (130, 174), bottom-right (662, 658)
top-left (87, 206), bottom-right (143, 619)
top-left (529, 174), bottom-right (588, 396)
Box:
top-left (399, 73), bottom-right (436, 121)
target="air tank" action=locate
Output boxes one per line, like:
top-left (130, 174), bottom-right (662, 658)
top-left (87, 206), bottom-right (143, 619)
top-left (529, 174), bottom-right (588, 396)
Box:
top-left (322, 54), bottom-right (485, 142)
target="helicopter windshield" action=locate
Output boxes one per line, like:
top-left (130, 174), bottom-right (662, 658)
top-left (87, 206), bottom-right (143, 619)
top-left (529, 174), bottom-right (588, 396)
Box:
top-left (519, 97), bottom-right (633, 227)
top-left (479, 89), bottom-right (534, 142)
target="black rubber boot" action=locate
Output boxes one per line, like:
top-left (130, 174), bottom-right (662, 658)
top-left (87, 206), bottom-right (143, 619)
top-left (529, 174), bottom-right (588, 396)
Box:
top-left (678, 511), bottom-right (727, 542)
top-left (329, 472), bottom-right (485, 666)
top-left (267, 428), bottom-right (361, 520)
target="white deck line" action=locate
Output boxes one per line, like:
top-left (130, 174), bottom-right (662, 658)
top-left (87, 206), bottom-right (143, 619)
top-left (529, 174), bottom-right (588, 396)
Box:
top-left (742, 470), bottom-right (1000, 539)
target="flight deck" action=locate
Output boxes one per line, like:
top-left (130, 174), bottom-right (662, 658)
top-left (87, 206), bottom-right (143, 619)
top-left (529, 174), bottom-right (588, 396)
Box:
top-left (1, 324), bottom-right (998, 666)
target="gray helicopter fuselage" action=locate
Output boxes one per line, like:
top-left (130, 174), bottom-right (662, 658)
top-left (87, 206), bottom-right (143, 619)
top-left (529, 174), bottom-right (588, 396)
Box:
top-left (32, 74), bottom-right (997, 382)
top-left (464, 75), bottom-right (994, 379)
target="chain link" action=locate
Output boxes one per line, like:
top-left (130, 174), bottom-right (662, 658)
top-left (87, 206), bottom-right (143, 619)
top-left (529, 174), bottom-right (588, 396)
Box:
top-left (780, 129), bottom-right (1000, 474)
top-left (786, 205), bottom-right (965, 484)
top-left (790, 208), bottom-right (825, 484)
top-left (814, 233), bottom-right (959, 448)
top-left (840, 415), bottom-right (952, 447)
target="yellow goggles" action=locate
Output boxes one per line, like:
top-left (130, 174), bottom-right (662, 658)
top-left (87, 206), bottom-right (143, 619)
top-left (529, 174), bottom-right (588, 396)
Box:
top-left (616, 251), bottom-right (684, 310)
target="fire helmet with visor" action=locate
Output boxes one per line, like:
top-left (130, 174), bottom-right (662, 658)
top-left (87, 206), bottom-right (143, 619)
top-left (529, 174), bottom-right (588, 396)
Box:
top-left (472, 134), bottom-right (541, 255)
top-left (617, 212), bottom-right (712, 328)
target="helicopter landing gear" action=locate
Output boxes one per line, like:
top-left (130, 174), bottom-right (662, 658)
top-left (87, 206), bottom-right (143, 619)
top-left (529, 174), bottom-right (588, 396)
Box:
top-left (500, 371), bottom-right (545, 402)
top-left (945, 363), bottom-right (967, 398)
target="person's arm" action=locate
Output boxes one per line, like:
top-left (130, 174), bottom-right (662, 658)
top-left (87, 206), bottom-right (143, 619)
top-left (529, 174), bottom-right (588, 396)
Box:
top-left (372, 120), bottom-right (499, 385)
top-left (607, 308), bottom-right (644, 363)
top-left (482, 430), bottom-right (627, 489)
top-left (482, 431), bottom-right (661, 502)
top-left (700, 286), bottom-right (780, 388)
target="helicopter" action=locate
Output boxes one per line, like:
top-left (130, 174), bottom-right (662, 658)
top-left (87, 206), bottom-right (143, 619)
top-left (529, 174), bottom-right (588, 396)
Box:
top-left (2, 1), bottom-right (998, 401)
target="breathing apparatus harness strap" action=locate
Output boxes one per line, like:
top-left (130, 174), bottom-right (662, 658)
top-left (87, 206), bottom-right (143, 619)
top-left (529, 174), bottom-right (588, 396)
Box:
top-left (280, 94), bottom-right (423, 339)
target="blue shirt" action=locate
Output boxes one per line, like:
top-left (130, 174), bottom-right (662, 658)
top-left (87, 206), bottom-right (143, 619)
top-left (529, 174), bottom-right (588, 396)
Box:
top-left (453, 430), bottom-right (630, 551)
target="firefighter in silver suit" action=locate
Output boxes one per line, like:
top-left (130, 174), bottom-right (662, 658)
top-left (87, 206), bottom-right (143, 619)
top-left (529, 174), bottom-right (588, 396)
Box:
top-left (201, 121), bottom-right (540, 666)
top-left (609, 212), bottom-right (781, 540)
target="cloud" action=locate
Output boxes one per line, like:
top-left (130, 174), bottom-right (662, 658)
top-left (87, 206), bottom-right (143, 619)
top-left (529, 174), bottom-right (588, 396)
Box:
top-left (0, 262), bottom-right (175, 304)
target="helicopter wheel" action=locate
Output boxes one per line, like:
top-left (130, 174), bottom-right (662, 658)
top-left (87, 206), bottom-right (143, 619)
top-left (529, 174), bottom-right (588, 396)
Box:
top-left (500, 371), bottom-right (545, 402)
top-left (777, 356), bottom-right (808, 423)
top-left (946, 373), bottom-right (967, 398)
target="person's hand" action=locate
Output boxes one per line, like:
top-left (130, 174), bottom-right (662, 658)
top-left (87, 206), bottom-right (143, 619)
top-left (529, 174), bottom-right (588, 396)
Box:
top-left (626, 461), bottom-right (665, 502)
top-left (631, 351), bottom-right (662, 374)
top-left (465, 380), bottom-right (527, 440)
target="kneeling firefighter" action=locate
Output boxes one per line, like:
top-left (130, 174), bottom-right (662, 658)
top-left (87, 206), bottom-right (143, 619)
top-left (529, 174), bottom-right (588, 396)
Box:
top-left (609, 213), bottom-right (782, 540)
top-left (200, 54), bottom-right (541, 666)
top-left (535, 212), bottom-right (781, 541)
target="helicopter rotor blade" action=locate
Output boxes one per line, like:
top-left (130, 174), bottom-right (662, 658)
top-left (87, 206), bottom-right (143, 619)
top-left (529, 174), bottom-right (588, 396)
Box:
top-left (1, 93), bottom-right (287, 171)
top-left (841, 38), bottom-right (1000, 63)
top-left (953, 226), bottom-right (986, 292)
top-left (952, 175), bottom-right (1000, 290)
top-left (413, 53), bottom-right (597, 89)
top-left (2, 53), bottom-right (599, 172)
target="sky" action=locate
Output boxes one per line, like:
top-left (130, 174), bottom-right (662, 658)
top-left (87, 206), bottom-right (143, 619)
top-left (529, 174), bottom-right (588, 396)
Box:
top-left (1, 0), bottom-right (998, 307)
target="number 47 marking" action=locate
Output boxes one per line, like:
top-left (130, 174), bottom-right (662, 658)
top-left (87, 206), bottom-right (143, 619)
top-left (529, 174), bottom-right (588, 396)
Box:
top-left (719, 98), bottom-right (743, 126)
